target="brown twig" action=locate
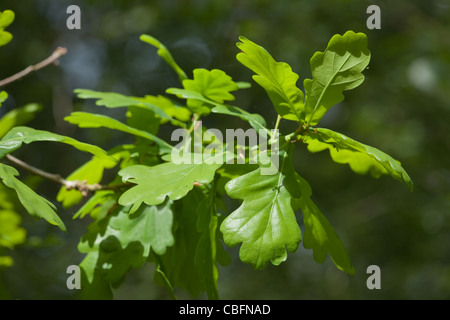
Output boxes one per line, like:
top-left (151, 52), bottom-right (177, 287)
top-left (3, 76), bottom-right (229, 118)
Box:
top-left (0, 47), bottom-right (68, 88)
top-left (5, 154), bottom-right (129, 196)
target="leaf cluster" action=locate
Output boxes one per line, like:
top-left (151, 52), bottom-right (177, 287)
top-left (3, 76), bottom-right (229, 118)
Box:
top-left (0, 15), bottom-right (412, 299)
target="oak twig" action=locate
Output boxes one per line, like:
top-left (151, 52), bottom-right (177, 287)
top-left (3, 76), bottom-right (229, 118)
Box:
top-left (0, 47), bottom-right (68, 88)
top-left (5, 154), bottom-right (129, 196)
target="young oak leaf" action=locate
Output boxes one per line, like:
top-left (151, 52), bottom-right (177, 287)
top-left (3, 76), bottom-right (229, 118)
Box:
top-left (74, 89), bottom-right (174, 122)
top-left (0, 164), bottom-right (66, 232)
top-left (307, 128), bottom-right (413, 191)
top-left (0, 91), bottom-right (8, 106)
top-left (0, 10), bottom-right (14, 47)
top-left (140, 34), bottom-right (188, 82)
top-left (0, 209), bottom-right (26, 249)
top-left (64, 112), bottom-right (173, 154)
top-left (220, 151), bottom-right (302, 270)
top-left (118, 156), bottom-right (224, 214)
top-left (166, 87), bottom-right (268, 133)
top-left (293, 174), bottom-right (355, 275)
top-left (184, 69), bottom-right (239, 103)
top-left (304, 30), bottom-right (371, 126)
top-left (236, 37), bottom-right (304, 122)
top-left (178, 69), bottom-right (239, 115)
top-left (0, 104), bottom-right (42, 139)
top-left (0, 126), bottom-right (113, 161)
top-left (79, 202), bottom-right (174, 297)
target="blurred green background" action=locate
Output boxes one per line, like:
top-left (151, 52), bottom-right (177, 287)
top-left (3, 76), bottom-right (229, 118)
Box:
top-left (0, 0), bottom-right (449, 299)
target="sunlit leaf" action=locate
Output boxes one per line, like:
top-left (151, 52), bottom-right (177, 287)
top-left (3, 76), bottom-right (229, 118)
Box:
top-left (306, 128), bottom-right (413, 190)
top-left (0, 164), bottom-right (66, 231)
top-left (79, 202), bottom-right (174, 298)
top-left (0, 10), bottom-right (14, 47)
top-left (220, 149), bottom-right (302, 269)
top-left (0, 91), bottom-right (8, 105)
top-left (166, 88), bottom-right (268, 133)
top-left (140, 34), bottom-right (188, 82)
top-left (0, 209), bottom-right (26, 249)
top-left (74, 89), bottom-right (173, 121)
top-left (293, 174), bottom-right (355, 274)
top-left (118, 154), bottom-right (225, 213)
top-left (0, 104), bottom-right (42, 139)
top-left (0, 126), bottom-right (113, 161)
top-left (236, 36), bottom-right (304, 121)
top-left (304, 31), bottom-right (370, 126)
top-left (64, 112), bottom-right (173, 154)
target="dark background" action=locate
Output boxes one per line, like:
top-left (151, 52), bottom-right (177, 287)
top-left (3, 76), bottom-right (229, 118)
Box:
top-left (0, 0), bottom-right (449, 299)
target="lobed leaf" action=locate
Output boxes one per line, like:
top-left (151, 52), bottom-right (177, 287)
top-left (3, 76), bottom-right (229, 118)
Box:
top-left (79, 202), bottom-right (174, 298)
top-left (118, 156), bottom-right (224, 213)
top-left (293, 174), bottom-right (355, 274)
top-left (304, 31), bottom-right (371, 126)
top-left (182, 68), bottom-right (239, 114)
top-left (74, 89), bottom-right (174, 121)
top-left (167, 87), bottom-right (268, 133)
top-left (140, 34), bottom-right (188, 82)
top-left (0, 104), bottom-right (42, 139)
top-left (307, 128), bottom-right (413, 190)
top-left (236, 36), bottom-right (304, 121)
top-left (0, 164), bottom-right (66, 231)
top-left (220, 150), bottom-right (302, 269)
top-left (152, 189), bottom-right (229, 298)
top-left (64, 112), bottom-right (173, 154)
top-left (0, 126), bottom-right (113, 161)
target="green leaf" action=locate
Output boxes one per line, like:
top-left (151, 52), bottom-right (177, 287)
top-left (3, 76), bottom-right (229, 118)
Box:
top-left (293, 174), bottom-right (355, 274)
top-left (306, 136), bottom-right (388, 178)
top-left (152, 188), bottom-right (229, 298)
top-left (304, 31), bottom-right (371, 126)
top-left (118, 156), bottom-right (224, 213)
top-left (0, 104), bottom-right (42, 139)
top-left (0, 256), bottom-right (13, 267)
top-left (181, 68), bottom-right (239, 114)
top-left (166, 88), bottom-right (269, 133)
top-left (210, 104), bottom-right (267, 132)
top-left (64, 112), bottom-right (173, 154)
top-left (140, 34), bottom-right (188, 82)
top-left (0, 164), bottom-right (66, 231)
top-left (220, 150), bottom-right (302, 269)
top-left (307, 128), bottom-right (413, 190)
top-left (79, 202), bottom-right (174, 297)
top-left (56, 155), bottom-right (117, 208)
top-left (0, 10), bottom-right (14, 47)
top-left (74, 89), bottom-right (173, 121)
top-left (236, 36), bottom-right (304, 121)
top-left (0, 209), bottom-right (26, 249)
top-left (194, 185), bottom-right (230, 300)
top-left (73, 190), bottom-right (116, 220)
top-left (0, 91), bottom-right (8, 105)
top-left (128, 95), bottom-right (191, 127)
top-left (0, 126), bottom-right (113, 161)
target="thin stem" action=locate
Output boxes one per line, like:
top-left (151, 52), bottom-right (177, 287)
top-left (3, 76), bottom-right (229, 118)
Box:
top-left (154, 254), bottom-right (178, 300)
top-left (274, 115), bottom-right (282, 132)
top-left (188, 113), bottom-right (201, 134)
top-left (0, 47), bottom-right (67, 88)
top-left (5, 154), bottom-right (128, 195)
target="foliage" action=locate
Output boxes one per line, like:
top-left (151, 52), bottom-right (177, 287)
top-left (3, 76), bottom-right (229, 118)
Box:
top-left (0, 8), bottom-right (413, 299)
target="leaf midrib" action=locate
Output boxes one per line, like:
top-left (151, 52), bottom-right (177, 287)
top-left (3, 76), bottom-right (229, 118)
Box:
top-left (308, 52), bottom-right (352, 124)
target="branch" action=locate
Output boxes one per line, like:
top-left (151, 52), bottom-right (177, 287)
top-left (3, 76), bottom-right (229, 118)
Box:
top-left (0, 47), bottom-right (68, 88)
top-left (5, 154), bottom-right (129, 196)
